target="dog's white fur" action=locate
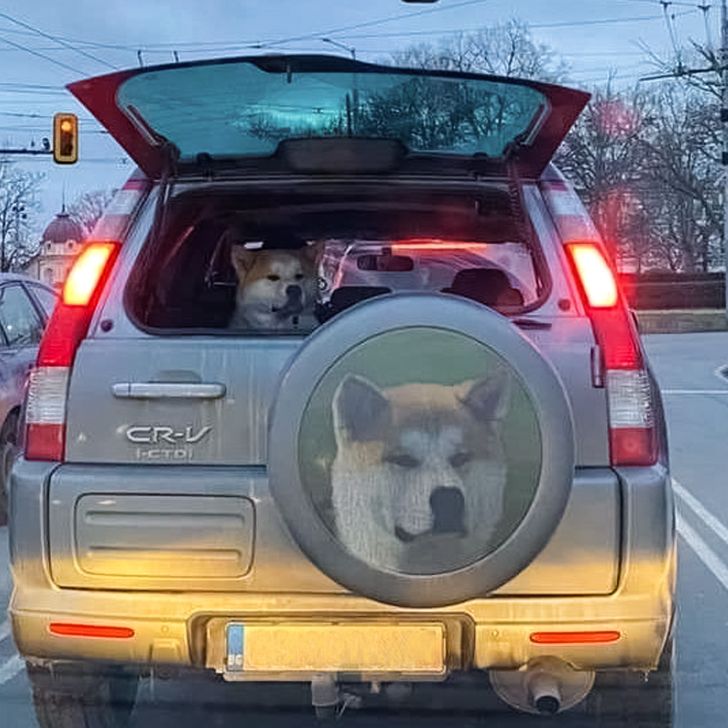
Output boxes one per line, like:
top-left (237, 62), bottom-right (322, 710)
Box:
top-left (229, 243), bottom-right (322, 330)
top-left (330, 371), bottom-right (511, 572)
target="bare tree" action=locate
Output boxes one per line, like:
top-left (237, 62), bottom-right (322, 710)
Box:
top-left (67, 189), bottom-right (116, 237)
top-left (0, 159), bottom-right (43, 272)
top-left (638, 85), bottom-right (721, 272)
top-left (556, 85), bottom-right (656, 266)
top-left (557, 81), bottom-right (720, 272)
top-left (392, 19), bottom-right (568, 82)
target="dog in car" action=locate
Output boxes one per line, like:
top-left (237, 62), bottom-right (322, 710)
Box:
top-left (228, 236), bottom-right (323, 331)
top-left (330, 369), bottom-right (512, 572)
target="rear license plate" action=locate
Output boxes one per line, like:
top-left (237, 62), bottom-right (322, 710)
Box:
top-left (225, 623), bottom-right (446, 673)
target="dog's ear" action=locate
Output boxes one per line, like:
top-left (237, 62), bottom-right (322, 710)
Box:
top-left (459, 369), bottom-right (512, 422)
top-left (230, 244), bottom-right (256, 279)
top-left (333, 374), bottom-right (390, 444)
top-left (303, 240), bottom-right (325, 265)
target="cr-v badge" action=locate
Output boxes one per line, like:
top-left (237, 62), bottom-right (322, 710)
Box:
top-left (125, 425), bottom-right (212, 461)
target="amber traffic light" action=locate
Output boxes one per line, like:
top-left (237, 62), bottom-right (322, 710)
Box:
top-left (53, 113), bottom-right (78, 164)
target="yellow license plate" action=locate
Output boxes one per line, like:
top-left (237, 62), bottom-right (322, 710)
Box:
top-left (226, 623), bottom-right (445, 673)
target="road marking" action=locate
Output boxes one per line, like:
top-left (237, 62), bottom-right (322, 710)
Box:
top-left (0, 654), bottom-right (23, 686)
top-left (662, 389), bottom-right (728, 395)
top-left (0, 620), bottom-right (10, 644)
top-left (677, 513), bottom-right (728, 593)
top-left (674, 479), bottom-right (728, 549)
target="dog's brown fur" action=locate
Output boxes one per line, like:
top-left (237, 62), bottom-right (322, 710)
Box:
top-left (229, 242), bottom-right (323, 330)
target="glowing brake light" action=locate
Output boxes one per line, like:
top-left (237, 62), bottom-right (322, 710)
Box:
top-left (566, 243), bottom-right (618, 309)
top-left (564, 242), bottom-right (656, 466)
top-left (25, 240), bottom-right (120, 461)
top-left (63, 243), bottom-right (116, 306)
top-left (542, 178), bottom-right (658, 468)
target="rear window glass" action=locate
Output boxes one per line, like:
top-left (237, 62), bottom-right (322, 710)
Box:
top-left (126, 186), bottom-right (545, 334)
top-left (116, 60), bottom-right (548, 161)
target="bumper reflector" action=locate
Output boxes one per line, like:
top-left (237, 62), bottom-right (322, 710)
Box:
top-left (49, 623), bottom-right (135, 639)
top-left (530, 630), bottom-right (621, 645)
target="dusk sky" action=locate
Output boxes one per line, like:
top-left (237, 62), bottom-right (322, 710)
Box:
top-left (0, 0), bottom-right (716, 232)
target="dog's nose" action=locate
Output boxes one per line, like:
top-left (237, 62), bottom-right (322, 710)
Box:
top-left (286, 284), bottom-right (302, 301)
top-left (430, 487), bottom-right (465, 534)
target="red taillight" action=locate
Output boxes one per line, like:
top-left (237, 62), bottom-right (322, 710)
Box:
top-left (63, 242), bottom-right (116, 306)
top-left (566, 242), bottom-right (618, 308)
top-left (25, 241), bottom-right (120, 461)
top-left (564, 242), bottom-right (656, 467)
top-left (543, 176), bottom-right (659, 466)
top-left (49, 622), bottom-right (134, 639)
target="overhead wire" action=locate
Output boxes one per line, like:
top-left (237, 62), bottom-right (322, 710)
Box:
top-left (11, 0), bottom-right (492, 53)
top-left (0, 33), bottom-right (84, 74)
top-left (0, 11), bottom-right (117, 70)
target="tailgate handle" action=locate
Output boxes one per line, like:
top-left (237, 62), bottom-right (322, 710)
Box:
top-left (112, 382), bottom-right (226, 400)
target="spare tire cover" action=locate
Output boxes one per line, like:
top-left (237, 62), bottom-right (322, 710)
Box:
top-left (268, 294), bottom-right (574, 607)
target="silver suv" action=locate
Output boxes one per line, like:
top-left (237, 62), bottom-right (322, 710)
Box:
top-left (8, 56), bottom-right (674, 726)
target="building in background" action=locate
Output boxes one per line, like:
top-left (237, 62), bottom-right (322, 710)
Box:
top-left (23, 206), bottom-right (83, 288)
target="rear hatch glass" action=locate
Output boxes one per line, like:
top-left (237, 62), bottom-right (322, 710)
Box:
top-left (126, 186), bottom-right (546, 333)
top-left (69, 55), bottom-right (589, 178)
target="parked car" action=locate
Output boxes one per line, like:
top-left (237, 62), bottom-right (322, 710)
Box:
top-left (8, 55), bottom-right (674, 726)
top-left (0, 274), bottom-right (57, 524)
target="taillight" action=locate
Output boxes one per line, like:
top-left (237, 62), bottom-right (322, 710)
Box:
top-left (63, 242), bottom-right (116, 306)
top-left (542, 178), bottom-right (657, 467)
top-left (566, 242), bottom-right (618, 308)
top-left (25, 241), bottom-right (120, 461)
top-left (565, 242), bottom-right (656, 466)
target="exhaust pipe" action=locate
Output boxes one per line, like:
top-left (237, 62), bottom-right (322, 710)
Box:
top-left (490, 657), bottom-right (593, 716)
top-left (528, 670), bottom-right (562, 715)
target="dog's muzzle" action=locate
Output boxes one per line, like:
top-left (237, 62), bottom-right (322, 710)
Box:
top-left (395, 487), bottom-right (466, 542)
top-left (273, 285), bottom-right (304, 318)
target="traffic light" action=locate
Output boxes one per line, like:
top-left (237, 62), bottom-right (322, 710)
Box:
top-left (53, 113), bottom-right (78, 164)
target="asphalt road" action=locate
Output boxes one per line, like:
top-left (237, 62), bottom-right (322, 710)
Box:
top-left (1, 330), bottom-right (727, 727)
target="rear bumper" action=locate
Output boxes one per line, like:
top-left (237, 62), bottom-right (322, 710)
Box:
top-left (11, 591), bottom-right (670, 676)
top-left (8, 460), bottom-right (675, 675)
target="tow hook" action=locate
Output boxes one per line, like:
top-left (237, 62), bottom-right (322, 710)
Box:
top-left (311, 675), bottom-right (339, 719)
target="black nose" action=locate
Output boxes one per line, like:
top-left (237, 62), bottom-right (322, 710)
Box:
top-left (430, 487), bottom-right (465, 534)
top-left (286, 284), bottom-right (302, 301)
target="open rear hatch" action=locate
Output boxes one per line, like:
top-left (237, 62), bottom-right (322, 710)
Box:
top-left (68, 54), bottom-right (589, 179)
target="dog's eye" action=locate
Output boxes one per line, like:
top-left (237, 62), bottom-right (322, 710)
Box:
top-left (385, 453), bottom-right (420, 469)
top-left (450, 451), bottom-right (472, 468)
top-left (267, 274), bottom-right (280, 282)
top-left (295, 273), bottom-right (304, 281)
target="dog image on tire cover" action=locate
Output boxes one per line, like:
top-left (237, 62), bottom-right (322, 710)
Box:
top-left (330, 368), bottom-right (512, 573)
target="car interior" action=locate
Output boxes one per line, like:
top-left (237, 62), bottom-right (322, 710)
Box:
top-left (127, 187), bottom-right (541, 332)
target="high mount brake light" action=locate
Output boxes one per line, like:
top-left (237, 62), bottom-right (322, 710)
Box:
top-left (25, 241), bottom-right (121, 461)
top-left (542, 179), bottom-right (657, 467)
